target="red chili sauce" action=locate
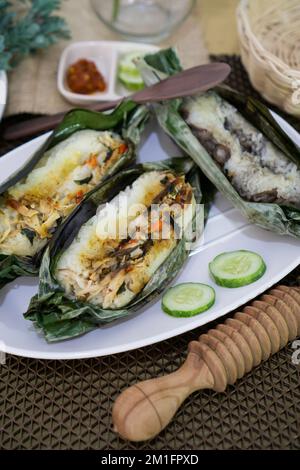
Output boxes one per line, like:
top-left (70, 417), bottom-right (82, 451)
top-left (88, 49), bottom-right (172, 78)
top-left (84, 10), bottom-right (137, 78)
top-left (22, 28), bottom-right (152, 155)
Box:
top-left (66, 59), bottom-right (107, 95)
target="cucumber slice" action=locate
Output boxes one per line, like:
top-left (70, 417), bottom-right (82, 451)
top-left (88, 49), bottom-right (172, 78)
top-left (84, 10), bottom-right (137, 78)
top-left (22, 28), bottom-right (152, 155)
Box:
top-left (162, 283), bottom-right (215, 318)
top-left (118, 52), bottom-right (145, 91)
top-left (119, 51), bottom-right (144, 73)
top-left (118, 71), bottom-right (144, 91)
top-left (209, 250), bottom-right (266, 288)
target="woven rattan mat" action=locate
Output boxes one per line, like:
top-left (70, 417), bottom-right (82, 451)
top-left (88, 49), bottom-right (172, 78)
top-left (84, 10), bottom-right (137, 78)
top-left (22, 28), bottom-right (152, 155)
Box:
top-left (0, 56), bottom-right (300, 450)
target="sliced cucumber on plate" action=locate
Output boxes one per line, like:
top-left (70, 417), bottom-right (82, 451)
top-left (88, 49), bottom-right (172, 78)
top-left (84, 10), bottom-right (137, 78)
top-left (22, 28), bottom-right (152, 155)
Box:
top-left (162, 283), bottom-right (215, 318)
top-left (209, 250), bottom-right (266, 288)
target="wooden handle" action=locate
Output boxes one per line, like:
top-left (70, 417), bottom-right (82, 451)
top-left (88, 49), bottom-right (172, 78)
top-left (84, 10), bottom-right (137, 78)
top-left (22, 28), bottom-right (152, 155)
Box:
top-left (3, 100), bottom-right (119, 141)
top-left (3, 63), bottom-right (231, 141)
top-left (113, 285), bottom-right (300, 442)
top-left (113, 351), bottom-right (214, 442)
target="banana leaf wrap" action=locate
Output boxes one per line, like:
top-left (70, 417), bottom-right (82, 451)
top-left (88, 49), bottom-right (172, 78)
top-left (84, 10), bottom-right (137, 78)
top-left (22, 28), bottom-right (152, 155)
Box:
top-left (138, 48), bottom-right (300, 238)
top-left (0, 101), bottom-right (149, 288)
top-left (24, 157), bottom-right (205, 342)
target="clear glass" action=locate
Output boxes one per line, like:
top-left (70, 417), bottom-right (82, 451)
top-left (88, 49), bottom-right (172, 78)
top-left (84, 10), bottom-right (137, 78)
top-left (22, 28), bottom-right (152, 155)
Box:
top-left (91, 0), bottom-right (196, 42)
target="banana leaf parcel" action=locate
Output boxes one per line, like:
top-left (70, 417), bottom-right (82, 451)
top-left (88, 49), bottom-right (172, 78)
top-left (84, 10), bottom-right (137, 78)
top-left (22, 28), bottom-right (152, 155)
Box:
top-left (138, 48), bottom-right (300, 239)
top-left (0, 101), bottom-right (148, 289)
top-left (24, 157), bottom-right (206, 342)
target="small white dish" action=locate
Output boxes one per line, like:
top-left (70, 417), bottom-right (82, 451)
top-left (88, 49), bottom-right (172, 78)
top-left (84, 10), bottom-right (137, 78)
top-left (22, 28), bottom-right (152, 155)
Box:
top-left (57, 41), bottom-right (159, 105)
top-left (0, 71), bottom-right (8, 121)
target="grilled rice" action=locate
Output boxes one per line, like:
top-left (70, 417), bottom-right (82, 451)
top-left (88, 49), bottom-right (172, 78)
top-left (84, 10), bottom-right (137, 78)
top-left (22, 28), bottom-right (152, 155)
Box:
top-left (56, 170), bottom-right (195, 309)
top-left (0, 130), bottom-right (128, 257)
top-left (182, 92), bottom-right (300, 207)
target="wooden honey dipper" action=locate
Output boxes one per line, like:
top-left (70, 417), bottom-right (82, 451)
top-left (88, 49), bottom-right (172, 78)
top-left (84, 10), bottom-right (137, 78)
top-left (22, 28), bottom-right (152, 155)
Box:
top-left (112, 285), bottom-right (300, 442)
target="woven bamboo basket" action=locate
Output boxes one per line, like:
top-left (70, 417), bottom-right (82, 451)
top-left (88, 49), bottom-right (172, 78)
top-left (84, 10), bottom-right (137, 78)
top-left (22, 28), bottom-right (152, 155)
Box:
top-left (237, 0), bottom-right (300, 117)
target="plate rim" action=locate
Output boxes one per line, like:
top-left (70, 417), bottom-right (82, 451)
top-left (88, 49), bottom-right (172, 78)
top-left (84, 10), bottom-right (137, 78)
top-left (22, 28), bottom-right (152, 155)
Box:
top-left (3, 255), bottom-right (300, 360)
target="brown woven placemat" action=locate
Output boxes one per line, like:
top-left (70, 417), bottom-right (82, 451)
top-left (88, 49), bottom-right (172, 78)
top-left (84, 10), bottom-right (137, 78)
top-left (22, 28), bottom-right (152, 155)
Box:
top-left (0, 56), bottom-right (300, 450)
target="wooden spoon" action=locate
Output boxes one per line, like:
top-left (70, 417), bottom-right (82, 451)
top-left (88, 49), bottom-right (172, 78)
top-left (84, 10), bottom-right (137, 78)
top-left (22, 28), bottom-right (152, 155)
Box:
top-left (3, 63), bottom-right (230, 141)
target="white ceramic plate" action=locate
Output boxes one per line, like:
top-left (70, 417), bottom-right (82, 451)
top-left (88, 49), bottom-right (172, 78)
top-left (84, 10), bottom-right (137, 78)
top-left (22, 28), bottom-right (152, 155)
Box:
top-left (0, 71), bottom-right (7, 121)
top-left (57, 41), bottom-right (159, 105)
top-left (0, 113), bottom-right (299, 359)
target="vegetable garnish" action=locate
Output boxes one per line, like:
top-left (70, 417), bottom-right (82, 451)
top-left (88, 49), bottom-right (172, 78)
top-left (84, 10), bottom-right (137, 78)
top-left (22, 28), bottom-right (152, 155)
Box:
top-left (162, 283), bottom-right (216, 318)
top-left (87, 153), bottom-right (99, 168)
top-left (75, 190), bottom-right (84, 204)
top-left (66, 59), bottom-right (107, 95)
top-left (209, 250), bottom-right (266, 288)
top-left (118, 143), bottom-right (128, 154)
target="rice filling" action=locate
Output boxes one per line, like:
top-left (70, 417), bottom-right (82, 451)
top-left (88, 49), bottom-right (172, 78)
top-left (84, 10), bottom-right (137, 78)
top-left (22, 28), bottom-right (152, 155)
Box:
top-left (183, 92), bottom-right (300, 208)
top-left (0, 130), bottom-right (128, 257)
top-left (56, 170), bottom-right (195, 309)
